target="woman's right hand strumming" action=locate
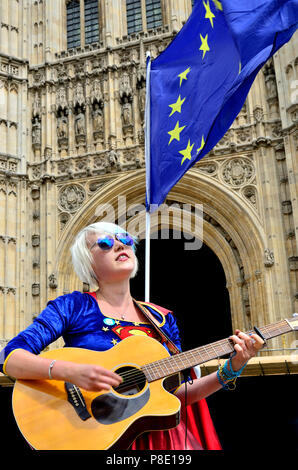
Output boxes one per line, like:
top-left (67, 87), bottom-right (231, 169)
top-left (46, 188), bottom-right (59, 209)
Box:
top-left (4, 349), bottom-right (122, 392)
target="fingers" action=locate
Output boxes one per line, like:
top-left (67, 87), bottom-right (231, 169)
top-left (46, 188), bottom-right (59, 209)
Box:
top-left (88, 366), bottom-right (123, 391)
top-left (233, 330), bottom-right (264, 351)
top-left (229, 330), bottom-right (265, 371)
top-left (71, 364), bottom-right (123, 392)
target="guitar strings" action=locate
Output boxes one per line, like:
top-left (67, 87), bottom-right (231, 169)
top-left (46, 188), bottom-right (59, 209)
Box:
top-left (112, 320), bottom-right (289, 392)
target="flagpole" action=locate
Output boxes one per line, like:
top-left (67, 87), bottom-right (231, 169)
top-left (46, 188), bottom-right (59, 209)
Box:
top-left (145, 51), bottom-right (151, 302)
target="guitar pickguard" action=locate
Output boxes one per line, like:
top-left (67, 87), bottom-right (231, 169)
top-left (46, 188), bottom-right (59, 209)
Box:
top-left (91, 388), bottom-right (150, 424)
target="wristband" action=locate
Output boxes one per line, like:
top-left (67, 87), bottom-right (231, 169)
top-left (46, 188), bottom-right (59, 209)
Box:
top-left (48, 360), bottom-right (57, 380)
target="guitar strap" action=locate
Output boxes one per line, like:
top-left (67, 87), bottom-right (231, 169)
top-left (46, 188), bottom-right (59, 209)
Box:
top-left (133, 299), bottom-right (181, 356)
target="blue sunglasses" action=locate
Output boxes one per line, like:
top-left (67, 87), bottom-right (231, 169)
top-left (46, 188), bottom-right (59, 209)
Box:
top-left (90, 233), bottom-right (134, 251)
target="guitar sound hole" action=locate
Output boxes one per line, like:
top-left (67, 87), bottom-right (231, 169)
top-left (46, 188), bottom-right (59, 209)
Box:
top-left (113, 366), bottom-right (147, 396)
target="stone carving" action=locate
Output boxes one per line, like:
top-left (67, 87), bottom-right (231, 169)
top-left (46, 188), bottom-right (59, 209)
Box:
top-left (73, 82), bottom-right (85, 108)
top-left (32, 116), bottom-right (41, 150)
top-left (59, 212), bottom-right (70, 231)
top-left (57, 108), bottom-right (69, 151)
top-left (31, 185), bottom-right (40, 200)
top-left (56, 86), bottom-right (68, 110)
top-left (74, 105), bottom-right (86, 142)
top-left (242, 186), bottom-right (257, 208)
top-left (91, 78), bottom-right (103, 104)
top-left (197, 162), bottom-right (217, 174)
top-left (59, 184), bottom-right (86, 213)
top-left (56, 62), bottom-right (68, 81)
top-left (234, 102), bottom-right (248, 126)
top-left (215, 130), bottom-right (230, 149)
top-left (32, 69), bottom-right (44, 87)
top-left (236, 128), bottom-right (251, 144)
top-left (119, 72), bottom-right (133, 138)
top-left (92, 102), bottom-right (104, 141)
top-left (106, 149), bottom-right (122, 171)
top-left (264, 60), bottom-right (278, 99)
top-left (253, 106), bottom-right (264, 123)
top-left (263, 59), bottom-right (279, 119)
top-left (282, 200), bottom-right (292, 214)
top-left (264, 248), bottom-right (275, 267)
top-left (32, 234), bottom-right (40, 247)
top-left (121, 96), bottom-right (132, 126)
top-left (290, 104), bottom-right (298, 124)
top-left (221, 157), bottom-right (254, 187)
top-left (32, 283), bottom-right (40, 296)
top-left (90, 79), bottom-right (104, 144)
top-left (289, 256), bottom-right (298, 271)
top-left (49, 273), bottom-right (58, 289)
top-left (137, 57), bottom-right (146, 124)
top-left (32, 90), bottom-right (42, 153)
top-left (32, 91), bottom-right (41, 118)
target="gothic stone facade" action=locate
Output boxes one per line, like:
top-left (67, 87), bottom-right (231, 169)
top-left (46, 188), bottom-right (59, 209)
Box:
top-left (0, 1), bottom-right (297, 364)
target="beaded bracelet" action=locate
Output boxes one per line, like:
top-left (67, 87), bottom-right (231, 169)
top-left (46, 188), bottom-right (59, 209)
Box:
top-left (217, 358), bottom-right (247, 390)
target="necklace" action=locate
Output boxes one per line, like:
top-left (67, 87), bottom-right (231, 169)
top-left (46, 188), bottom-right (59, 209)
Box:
top-left (96, 291), bottom-right (131, 320)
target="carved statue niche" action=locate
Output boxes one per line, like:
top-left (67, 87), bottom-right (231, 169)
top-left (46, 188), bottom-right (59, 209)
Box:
top-left (119, 72), bottom-right (133, 139)
top-left (32, 116), bottom-right (41, 151)
top-left (32, 90), bottom-right (41, 119)
top-left (32, 91), bottom-right (42, 154)
top-left (74, 104), bottom-right (86, 144)
top-left (106, 148), bottom-right (122, 172)
top-left (91, 79), bottom-right (104, 144)
top-left (56, 107), bottom-right (69, 151)
top-left (92, 101), bottom-right (104, 142)
top-left (56, 85), bottom-right (68, 111)
top-left (137, 70), bottom-right (146, 124)
top-left (73, 82), bottom-right (85, 109)
top-left (263, 59), bottom-right (279, 119)
top-left (73, 82), bottom-right (86, 146)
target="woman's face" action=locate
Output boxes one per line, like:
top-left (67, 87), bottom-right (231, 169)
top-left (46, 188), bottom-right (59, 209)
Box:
top-left (88, 232), bottom-right (136, 284)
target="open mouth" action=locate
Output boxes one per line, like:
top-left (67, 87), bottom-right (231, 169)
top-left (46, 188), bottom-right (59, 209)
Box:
top-left (116, 253), bottom-right (129, 261)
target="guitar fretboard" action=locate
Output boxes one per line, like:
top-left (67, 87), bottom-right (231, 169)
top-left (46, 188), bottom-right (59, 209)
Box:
top-left (142, 319), bottom-right (292, 382)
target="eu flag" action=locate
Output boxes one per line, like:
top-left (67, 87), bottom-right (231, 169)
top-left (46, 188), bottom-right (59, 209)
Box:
top-left (146, 0), bottom-right (298, 210)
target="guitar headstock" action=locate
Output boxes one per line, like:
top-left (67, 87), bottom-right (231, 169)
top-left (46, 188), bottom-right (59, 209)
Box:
top-left (286, 314), bottom-right (298, 331)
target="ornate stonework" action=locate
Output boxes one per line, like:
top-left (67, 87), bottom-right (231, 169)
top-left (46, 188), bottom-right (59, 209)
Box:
top-left (0, 1), bottom-right (297, 368)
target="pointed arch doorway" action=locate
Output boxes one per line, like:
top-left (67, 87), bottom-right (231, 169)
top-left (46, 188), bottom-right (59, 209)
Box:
top-left (130, 229), bottom-right (232, 352)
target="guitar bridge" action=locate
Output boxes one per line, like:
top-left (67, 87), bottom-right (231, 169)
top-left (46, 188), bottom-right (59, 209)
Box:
top-left (64, 382), bottom-right (91, 421)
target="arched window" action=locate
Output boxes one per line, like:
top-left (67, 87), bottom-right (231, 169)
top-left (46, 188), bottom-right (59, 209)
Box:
top-left (145, 0), bottom-right (162, 30)
top-left (67, 0), bottom-right (81, 48)
top-left (126, 0), bottom-right (162, 35)
top-left (84, 0), bottom-right (99, 44)
top-left (66, 0), bottom-right (99, 49)
top-left (126, 0), bottom-right (143, 35)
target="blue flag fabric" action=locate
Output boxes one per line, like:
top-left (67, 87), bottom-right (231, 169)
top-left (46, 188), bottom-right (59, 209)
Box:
top-left (147, 0), bottom-right (298, 210)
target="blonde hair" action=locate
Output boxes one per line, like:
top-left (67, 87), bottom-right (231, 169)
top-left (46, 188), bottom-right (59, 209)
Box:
top-left (70, 222), bottom-right (138, 289)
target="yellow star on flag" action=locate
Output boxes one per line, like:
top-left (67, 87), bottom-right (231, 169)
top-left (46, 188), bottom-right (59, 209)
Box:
top-left (211, 0), bottom-right (223, 11)
top-left (197, 135), bottom-right (205, 154)
top-left (179, 139), bottom-right (194, 165)
top-left (102, 326), bottom-right (109, 331)
top-left (199, 34), bottom-right (210, 59)
top-left (178, 67), bottom-right (190, 86)
top-left (168, 121), bottom-right (186, 144)
top-left (169, 95), bottom-right (186, 116)
top-left (111, 338), bottom-right (118, 345)
top-left (203, 1), bottom-right (215, 27)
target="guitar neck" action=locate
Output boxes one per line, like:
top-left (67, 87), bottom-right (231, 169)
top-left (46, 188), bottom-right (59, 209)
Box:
top-left (142, 319), bottom-right (293, 382)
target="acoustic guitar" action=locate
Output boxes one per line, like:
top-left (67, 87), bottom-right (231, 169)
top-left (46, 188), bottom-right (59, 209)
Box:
top-left (12, 315), bottom-right (298, 450)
